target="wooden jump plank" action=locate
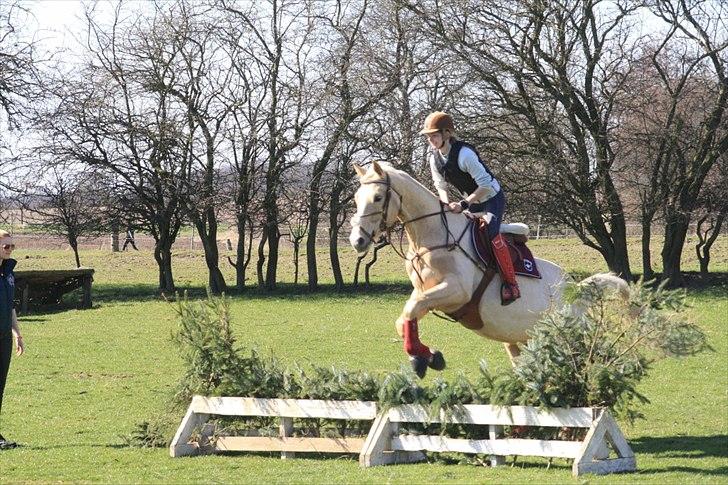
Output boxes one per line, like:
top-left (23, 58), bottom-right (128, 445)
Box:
top-left (15, 269), bottom-right (94, 282)
top-left (216, 436), bottom-right (366, 453)
top-left (387, 404), bottom-right (594, 428)
top-left (391, 435), bottom-right (583, 458)
top-left (190, 396), bottom-right (378, 420)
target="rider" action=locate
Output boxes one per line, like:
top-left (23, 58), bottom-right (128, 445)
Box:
top-left (421, 111), bottom-right (520, 305)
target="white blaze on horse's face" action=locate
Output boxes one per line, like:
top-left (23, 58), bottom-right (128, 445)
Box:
top-left (349, 163), bottom-right (389, 255)
top-left (350, 181), bottom-right (385, 255)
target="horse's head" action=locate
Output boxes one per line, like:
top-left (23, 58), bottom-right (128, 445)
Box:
top-left (349, 161), bottom-right (401, 255)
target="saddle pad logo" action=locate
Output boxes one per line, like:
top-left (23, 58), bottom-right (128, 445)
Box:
top-left (523, 259), bottom-right (534, 272)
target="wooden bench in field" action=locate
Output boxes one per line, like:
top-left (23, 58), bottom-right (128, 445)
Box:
top-left (14, 268), bottom-right (95, 312)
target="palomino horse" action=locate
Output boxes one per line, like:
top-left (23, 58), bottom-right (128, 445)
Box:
top-left (349, 161), bottom-right (625, 378)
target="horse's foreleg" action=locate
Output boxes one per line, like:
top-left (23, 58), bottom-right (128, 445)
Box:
top-left (396, 281), bottom-right (468, 376)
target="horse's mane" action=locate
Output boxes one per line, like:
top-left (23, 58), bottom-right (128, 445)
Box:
top-left (362, 161), bottom-right (437, 198)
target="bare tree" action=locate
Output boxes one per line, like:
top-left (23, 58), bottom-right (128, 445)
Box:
top-left (281, 187), bottom-right (309, 285)
top-left (226, 116), bottom-right (264, 290)
top-left (225, 0), bottom-right (317, 291)
top-left (0, 2), bottom-right (38, 130)
top-left (305, 0), bottom-right (401, 289)
top-left (35, 4), bottom-right (192, 292)
top-left (326, 135), bottom-right (364, 289)
top-left (640, 0), bottom-right (728, 285)
top-left (152, 2), bottom-right (240, 294)
top-left (694, 155), bottom-right (727, 277)
top-left (0, 2), bottom-right (40, 192)
top-left (222, 10), bottom-right (268, 291)
top-left (21, 168), bottom-right (107, 268)
top-left (403, 0), bottom-right (646, 279)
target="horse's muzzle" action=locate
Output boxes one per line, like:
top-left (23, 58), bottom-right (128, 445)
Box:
top-left (349, 229), bottom-right (371, 255)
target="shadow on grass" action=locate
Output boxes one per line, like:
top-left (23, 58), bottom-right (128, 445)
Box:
top-left (630, 434), bottom-right (728, 477)
top-left (631, 434), bottom-right (728, 460)
top-left (90, 281), bottom-right (414, 303)
top-left (17, 443), bottom-right (132, 451)
top-left (17, 281), bottom-right (414, 317)
top-left (17, 272), bottom-right (728, 318)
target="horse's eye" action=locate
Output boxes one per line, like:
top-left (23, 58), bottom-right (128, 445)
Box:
top-left (374, 195), bottom-right (383, 202)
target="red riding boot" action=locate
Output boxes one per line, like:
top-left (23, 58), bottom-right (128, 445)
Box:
top-left (491, 233), bottom-right (521, 305)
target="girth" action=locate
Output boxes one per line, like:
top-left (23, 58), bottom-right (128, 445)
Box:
top-left (444, 218), bottom-right (497, 331)
top-left (445, 267), bottom-right (496, 331)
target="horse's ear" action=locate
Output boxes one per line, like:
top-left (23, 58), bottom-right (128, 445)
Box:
top-left (352, 163), bottom-right (366, 178)
top-left (372, 161), bottom-right (385, 177)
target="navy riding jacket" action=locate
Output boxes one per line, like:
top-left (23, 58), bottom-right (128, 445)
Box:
top-left (0, 259), bottom-right (16, 333)
top-left (441, 140), bottom-right (497, 195)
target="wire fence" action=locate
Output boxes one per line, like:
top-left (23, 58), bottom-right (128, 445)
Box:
top-left (10, 220), bottom-right (728, 253)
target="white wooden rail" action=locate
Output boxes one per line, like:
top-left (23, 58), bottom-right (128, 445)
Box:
top-left (171, 397), bottom-right (635, 477)
top-left (170, 396), bottom-right (378, 458)
top-left (360, 404), bottom-right (636, 477)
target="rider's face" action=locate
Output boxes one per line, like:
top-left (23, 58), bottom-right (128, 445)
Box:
top-left (426, 132), bottom-right (443, 149)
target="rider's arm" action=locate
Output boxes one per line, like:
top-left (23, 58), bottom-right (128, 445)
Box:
top-left (458, 148), bottom-right (498, 204)
top-left (429, 153), bottom-right (450, 203)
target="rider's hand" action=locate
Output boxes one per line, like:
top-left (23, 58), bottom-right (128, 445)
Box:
top-left (448, 201), bottom-right (463, 213)
top-left (15, 335), bottom-right (24, 356)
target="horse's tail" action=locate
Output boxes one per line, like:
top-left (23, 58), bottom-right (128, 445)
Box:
top-left (578, 272), bottom-right (630, 300)
top-left (570, 272), bottom-right (630, 316)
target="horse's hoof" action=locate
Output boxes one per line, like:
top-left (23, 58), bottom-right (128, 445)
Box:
top-left (428, 350), bottom-right (446, 371)
top-left (410, 355), bottom-right (429, 379)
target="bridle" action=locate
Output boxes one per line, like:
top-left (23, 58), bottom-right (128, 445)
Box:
top-left (353, 171), bottom-right (466, 259)
top-left (353, 169), bottom-right (488, 278)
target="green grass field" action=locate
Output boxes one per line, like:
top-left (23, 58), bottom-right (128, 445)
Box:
top-left (0, 237), bottom-right (726, 483)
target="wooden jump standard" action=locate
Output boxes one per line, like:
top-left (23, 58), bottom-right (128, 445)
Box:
top-left (14, 268), bottom-right (94, 312)
top-left (171, 396), bottom-right (636, 477)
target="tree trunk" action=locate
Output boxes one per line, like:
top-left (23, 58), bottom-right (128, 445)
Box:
top-left (194, 219), bottom-right (227, 295)
top-left (234, 220), bottom-right (247, 290)
top-left (587, 229), bottom-right (632, 280)
top-left (329, 229), bottom-right (344, 290)
top-left (696, 212), bottom-right (725, 278)
top-left (111, 220), bottom-right (120, 252)
top-left (641, 217), bottom-right (654, 281)
top-left (264, 221), bottom-right (280, 291)
top-left (231, 213), bottom-right (253, 291)
top-left (153, 240), bottom-right (175, 294)
top-left (306, 205), bottom-right (320, 290)
top-left (603, 177), bottom-right (633, 280)
top-left (293, 240), bottom-right (300, 284)
top-left (698, 246), bottom-right (710, 276)
top-left (661, 210), bottom-right (690, 287)
top-left (256, 232), bottom-right (267, 288)
top-left (70, 238), bottom-right (81, 268)
top-left (608, 236), bottom-right (632, 280)
top-left (329, 199), bottom-right (344, 290)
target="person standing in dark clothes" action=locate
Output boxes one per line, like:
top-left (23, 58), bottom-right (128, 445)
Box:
top-left (122, 226), bottom-right (138, 251)
top-left (0, 230), bottom-right (24, 450)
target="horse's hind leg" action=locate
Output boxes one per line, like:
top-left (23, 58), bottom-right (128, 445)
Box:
top-left (504, 343), bottom-right (521, 366)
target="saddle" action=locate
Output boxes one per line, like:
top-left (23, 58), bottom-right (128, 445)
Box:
top-left (445, 217), bottom-right (540, 331)
top-left (471, 220), bottom-right (541, 279)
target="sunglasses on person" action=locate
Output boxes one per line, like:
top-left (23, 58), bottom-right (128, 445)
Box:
top-left (2, 244), bottom-right (15, 250)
